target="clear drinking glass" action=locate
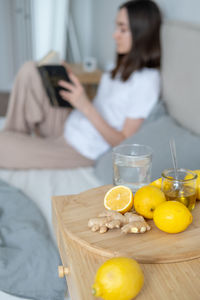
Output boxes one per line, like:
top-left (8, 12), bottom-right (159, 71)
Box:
top-left (162, 168), bottom-right (197, 211)
top-left (112, 144), bottom-right (153, 194)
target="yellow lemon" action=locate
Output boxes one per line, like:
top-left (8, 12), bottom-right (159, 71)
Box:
top-left (92, 257), bottom-right (144, 300)
top-left (134, 185), bottom-right (166, 219)
top-left (150, 177), bottom-right (173, 191)
top-left (186, 170), bottom-right (200, 200)
top-left (153, 201), bottom-right (193, 233)
top-left (150, 177), bottom-right (162, 189)
top-left (104, 185), bottom-right (133, 214)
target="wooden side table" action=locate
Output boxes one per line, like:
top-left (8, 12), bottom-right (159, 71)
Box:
top-left (69, 63), bottom-right (102, 100)
top-left (52, 185), bottom-right (200, 300)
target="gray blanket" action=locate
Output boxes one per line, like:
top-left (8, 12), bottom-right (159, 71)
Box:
top-left (0, 179), bottom-right (67, 299)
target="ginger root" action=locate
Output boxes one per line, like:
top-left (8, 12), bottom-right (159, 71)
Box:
top-left (121, 221), bottom-right (151, 234)
top-left (88, 210), bottom-right (150, 234)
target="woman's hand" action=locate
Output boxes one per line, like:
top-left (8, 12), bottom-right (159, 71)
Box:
top-left (59, 62), bottom-right (144, 147)
top-left (58, 71), bottom-right (91, 115)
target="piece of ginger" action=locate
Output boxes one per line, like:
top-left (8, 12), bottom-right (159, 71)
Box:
top-left (121, 221), bottom-right (151, 234)
top-left (88, 210), bottom-right (151, 234)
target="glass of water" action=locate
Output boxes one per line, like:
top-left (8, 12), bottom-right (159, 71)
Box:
top-left (112, 144), bottom-right (153, 194)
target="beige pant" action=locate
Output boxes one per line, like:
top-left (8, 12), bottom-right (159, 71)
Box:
top-left (0, 61), bottom-right (93, 169)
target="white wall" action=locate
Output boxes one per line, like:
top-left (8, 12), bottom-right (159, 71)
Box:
top-left (91, 0), bottom-right (123, 70)
top-left (155, 0), bottom-right (200, 25)
top-left (70, 0), bottom-right (92, 61)
top-left (89, 0), bottom-right (200, 70)
top-left (1, 0), bottom-right (200, 91)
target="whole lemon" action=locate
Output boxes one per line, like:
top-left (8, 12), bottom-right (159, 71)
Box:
top-left (134, 185), bottom-right (166, 219)
top-left (150, 177), bottom-right (162, 189)
top-left (150, 177), bottom-right (173, 190)
top-left (188, 170), bottom-right (200, 200)
top-left (153, 201), bottom-right (193, 233)
top-left (92, 257), bottom-right (144, 300)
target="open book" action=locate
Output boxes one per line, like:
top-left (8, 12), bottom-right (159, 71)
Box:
top-left (37, 50), bottom-right (60, 66)
top-left (37, 51), bottom-right (73, 108)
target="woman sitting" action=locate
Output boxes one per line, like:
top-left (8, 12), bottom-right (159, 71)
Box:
top-left (0, 0), bottom-right (162, 169)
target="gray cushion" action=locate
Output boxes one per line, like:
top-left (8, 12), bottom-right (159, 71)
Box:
top-left (143, 99), bottom-right (167, 124)
top-left (161, 21), bottom-right (200, 135)
top-left (94, 115), bottom-right (200, 184)
top-left (0, 179), bottom-right (66, 299)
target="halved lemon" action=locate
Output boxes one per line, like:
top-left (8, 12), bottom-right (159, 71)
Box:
top-left (104, 185), bottom-right (133, 214)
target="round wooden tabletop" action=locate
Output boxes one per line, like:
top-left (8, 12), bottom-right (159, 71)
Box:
top-left (58, 185), bottom-right (200, 264)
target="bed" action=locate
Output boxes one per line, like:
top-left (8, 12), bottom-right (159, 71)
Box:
top-left (0, 117), bottom-right (102, 300)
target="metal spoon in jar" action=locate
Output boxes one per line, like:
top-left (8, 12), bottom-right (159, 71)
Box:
top-left (169, 138), bottom-right (179, 189)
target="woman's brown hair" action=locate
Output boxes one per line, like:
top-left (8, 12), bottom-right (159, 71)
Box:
top-left (112, 0), bottom-right (162, 81)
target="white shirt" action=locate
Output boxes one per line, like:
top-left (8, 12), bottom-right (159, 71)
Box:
top-left (64, 67), bottom-right (160, 160)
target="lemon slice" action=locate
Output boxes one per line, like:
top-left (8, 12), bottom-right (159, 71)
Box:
top-left (104, 185), bottom-right (133, 214)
